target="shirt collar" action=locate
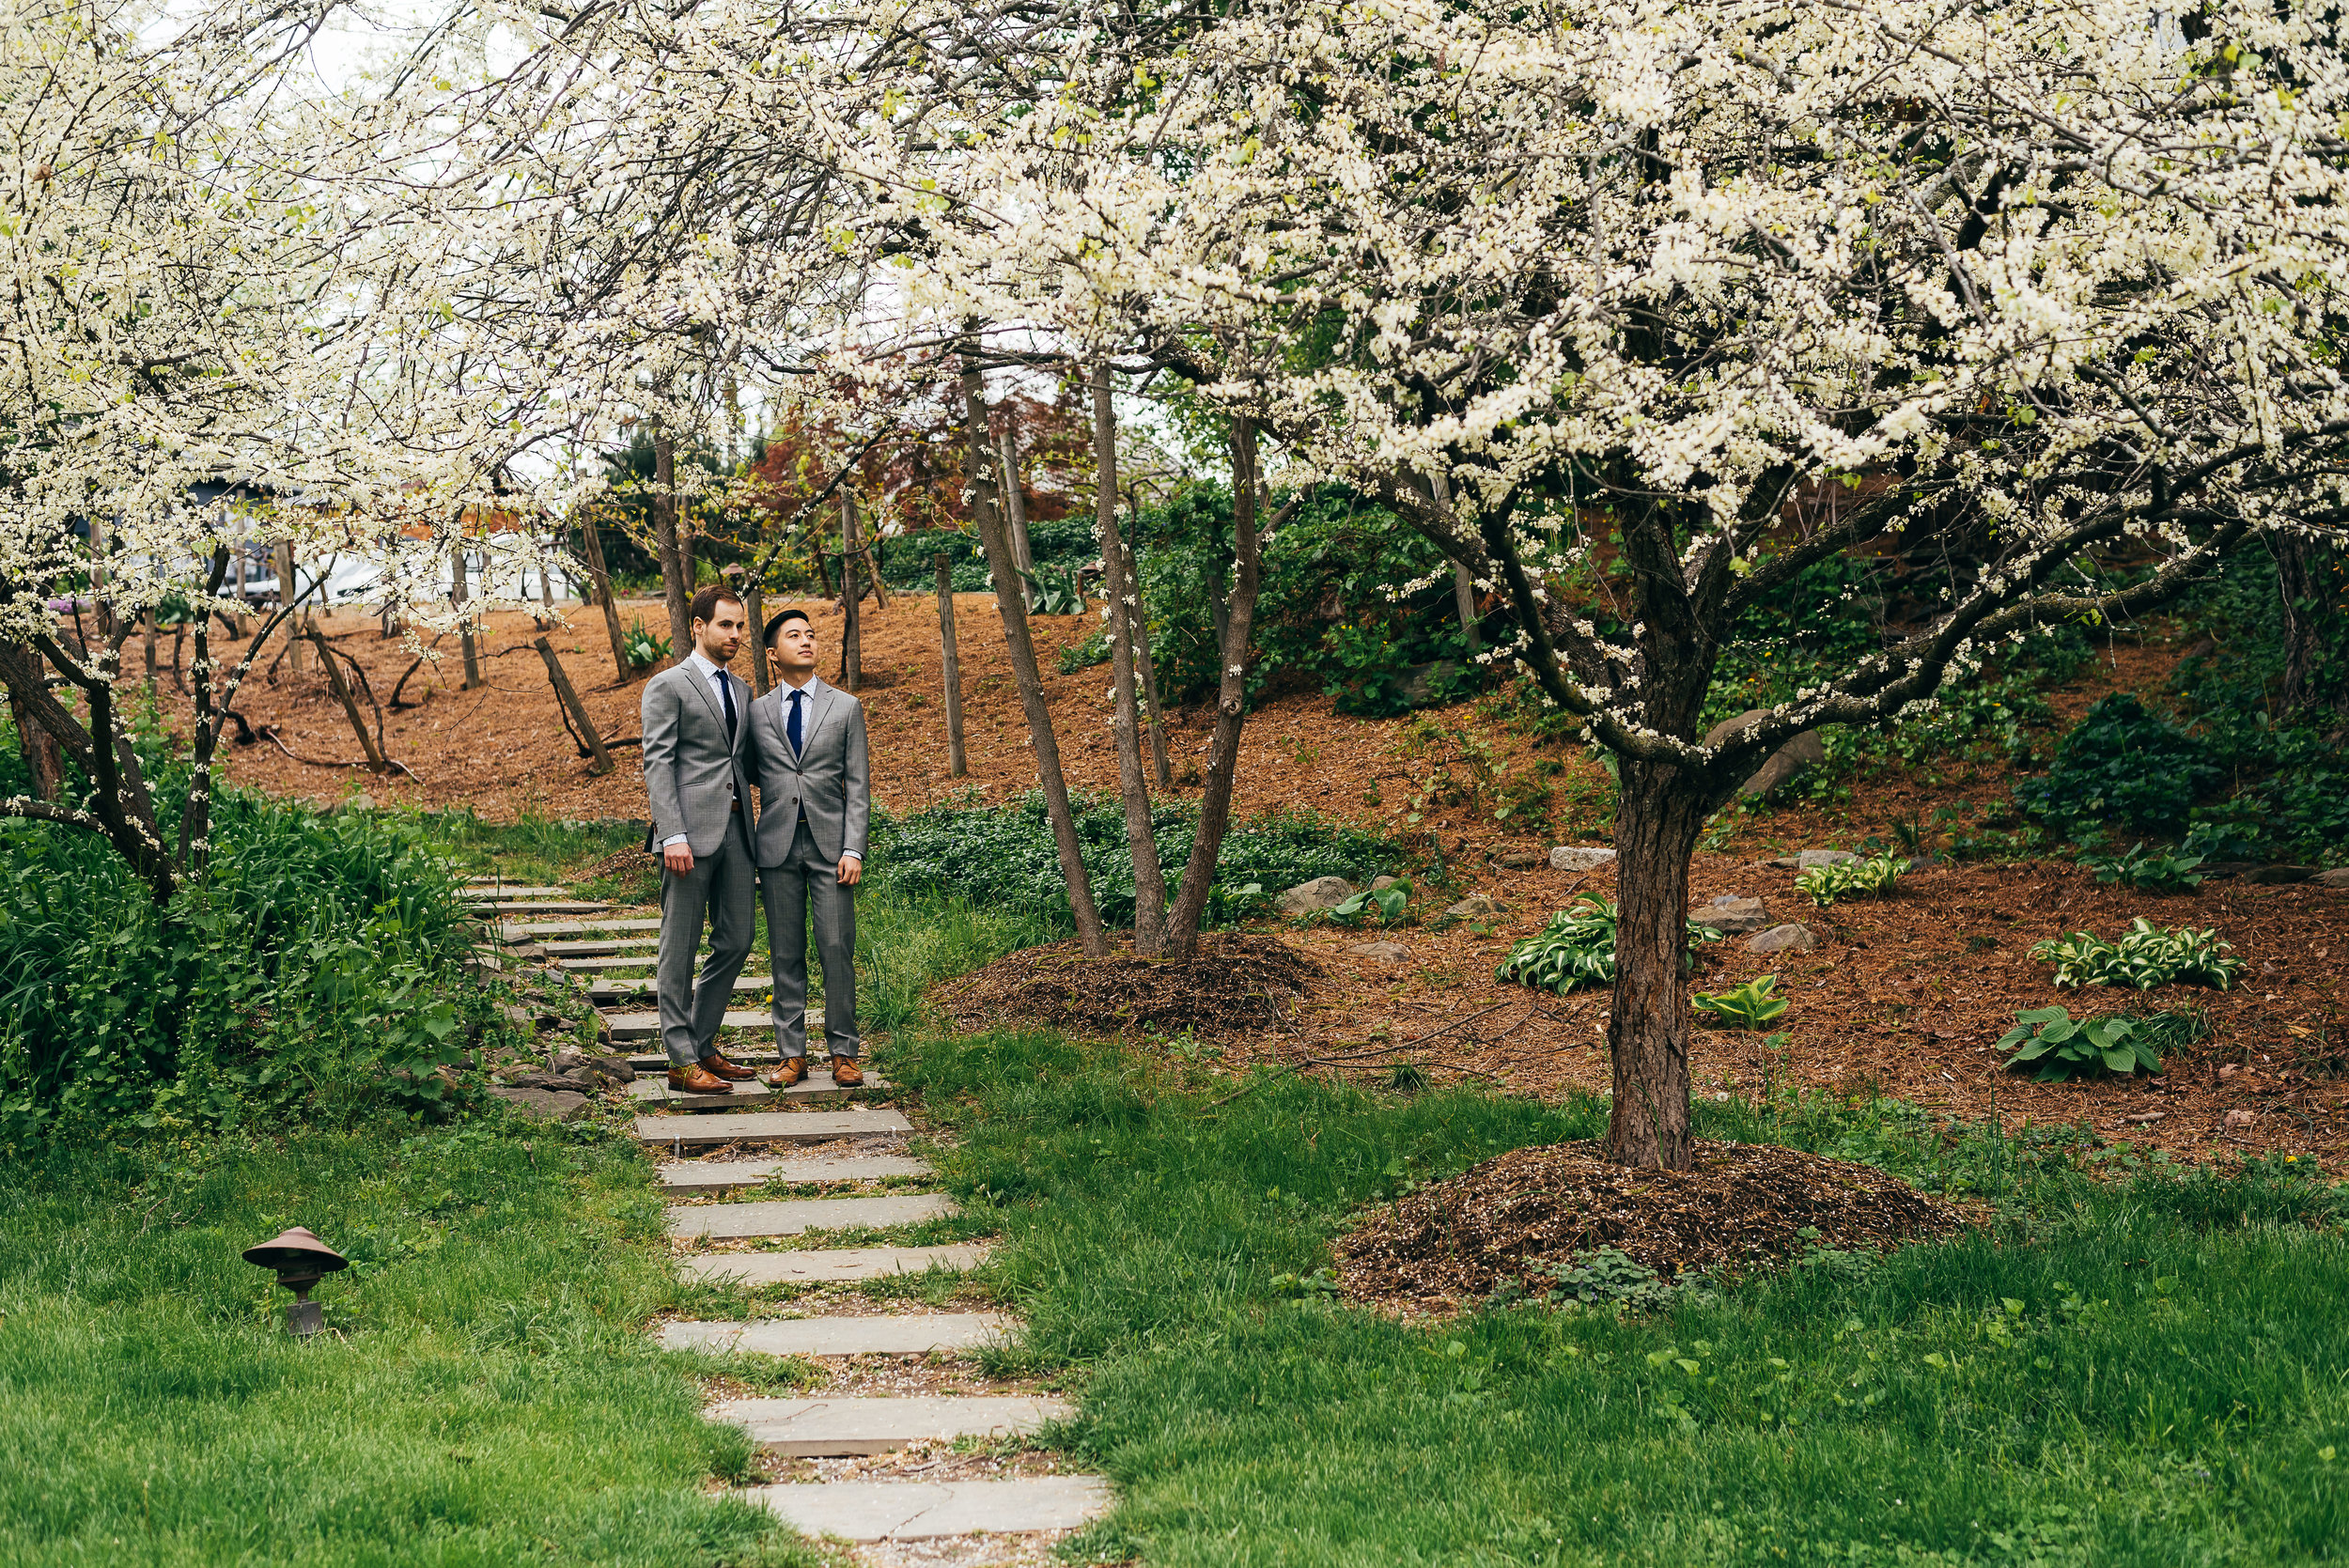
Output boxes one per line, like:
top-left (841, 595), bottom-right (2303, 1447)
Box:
top-left (685, 648), bottom-right (723, 682)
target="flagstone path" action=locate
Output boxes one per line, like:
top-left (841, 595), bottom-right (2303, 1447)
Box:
top-left (488, 877), bottom-right (1110, 1552)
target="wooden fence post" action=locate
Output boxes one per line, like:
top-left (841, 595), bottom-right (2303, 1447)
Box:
top-left (534, 636), bottom-right (614, 775)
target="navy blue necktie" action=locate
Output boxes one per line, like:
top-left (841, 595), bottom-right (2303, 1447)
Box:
top-left (719, 673), bottom-right (737, 744)
top-left (787, 689), bottom-right (803, 756)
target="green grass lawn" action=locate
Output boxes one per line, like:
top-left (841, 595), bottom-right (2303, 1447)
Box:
top-left (0, 1119), bottom-right (814, 1567)
top-left (896, 1027), bottom-right (2349, 1566)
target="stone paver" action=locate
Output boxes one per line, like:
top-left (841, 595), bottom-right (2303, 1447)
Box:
top-left (469, 900), bottom-right (613, 916)
top-left (679, 1243), bottom-right (987, 1285)
top-left (712, 1395), bottom-right (1065, 1456)
top-left (459, 884), bottom-right (570, 898)
top-left (748, 1477), bottom-right (1111, 1541)
top-left (628, 1067), bottom-right (879, 1110)
top-left (606, 1007), bottom-right (777, 1042)
top-left (657, 1154), bottom-right (933, 1193)
top-left (659, 1312), bottom-right (1008, 1356)
top-left (637, 1109), bottom-right (913, 1148)
top-left (502, 917), bottom-right (661, 942)
top-left (542, 936), bottom-right (666, 956)
top-left (559, 953), bottom-right (671, 971)
top-left (666, 1192), bottom-right (955, 1238)
top-left (591, 973), bottom-right (770, 1002)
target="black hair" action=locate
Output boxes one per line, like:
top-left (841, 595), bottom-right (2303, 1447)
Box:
top-left (764, 606), bottom-right (813, 644)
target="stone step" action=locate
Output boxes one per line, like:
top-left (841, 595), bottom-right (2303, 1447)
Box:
top-left (679, 1242), bottom-right (986, 1285)
top-left (542, 936), bottom-right (665, 957)
top-left (589, 973), bottom-right (771, 1003)
top-left (661, 1312), bottom-right (1007, 1357)
top-left (667, 1193), bottom-right (955, 1239)
top-left (504, 917), bottom-right (661, 942)
top-left (558, 954), bottom-right (672, 972)
top-left (747, 1477), bottom-right (1112, 1542)
top-left (657, 1154), bottom-right (933, 1194)
top-left (637, 1109), bottom-right (912, 1149)
top-left (662, 1314), bottom-right (1001, 1361)
top-left (712, 1395), bottom-right (1066, 1457)
top-left (459, 884), bottom-right (570, 898)
top-left (604, 1008), bottom-right (774, 1041)
top-left (469, 900), bottom-right (613, 916)
top-left (628, 1067), bottom-right (876, 1111)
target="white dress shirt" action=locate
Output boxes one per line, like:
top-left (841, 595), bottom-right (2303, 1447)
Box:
top-left (661, 650), bottom-right (739, 849)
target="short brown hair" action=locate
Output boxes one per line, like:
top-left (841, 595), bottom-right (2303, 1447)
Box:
top-left (690, 584), bottom-right (745, 627)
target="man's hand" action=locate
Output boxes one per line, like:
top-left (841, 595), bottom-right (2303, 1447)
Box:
top-left (836, 856), bottom-right (863, 887)
top-left (663, 843), bottom-right (695, 876)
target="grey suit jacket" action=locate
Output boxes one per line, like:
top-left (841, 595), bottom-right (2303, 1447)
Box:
top-left (640, 660), bottom-right (754, 855)
top-left (745, 675), bottom-right (870, 866)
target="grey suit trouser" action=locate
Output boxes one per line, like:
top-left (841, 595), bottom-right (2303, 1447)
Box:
top-left (761, 831), bottom-right (858, 1060)
top-left (656, 812), bottom-right (757, 1067)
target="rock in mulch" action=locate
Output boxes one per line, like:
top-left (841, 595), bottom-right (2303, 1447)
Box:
top-left (1346, 940), bottom-right (1411, 963)
top-left (1277, 876), bottom-right (1358, 915)
top-left (1445, 893), bottom-right (1506, 920)
top-left (1549, 846), bottom-right (1616, 872)
top-left (1335, 1141), bottom-right (1970, 1308)
top-left (932, 933), bottom-right (1320, 1038)
top-left (1744, 923), bottom-right (1816, 955)
top-left (2315, 868), bottom-right (2349, 888)
top-left (1691, 894), bottom-right (1769, 935)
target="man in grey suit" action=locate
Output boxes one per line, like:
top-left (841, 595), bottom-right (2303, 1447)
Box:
top-left (743, 607), bottom-right (870, 1088)
top-left (640, 584), bottom-right (761, 1094)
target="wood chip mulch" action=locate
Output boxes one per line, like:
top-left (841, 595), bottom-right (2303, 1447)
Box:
top-left (930, 932), bottom-right (1319, 1039)
top-left (1334, 1140), bottom-right (1973, 1308)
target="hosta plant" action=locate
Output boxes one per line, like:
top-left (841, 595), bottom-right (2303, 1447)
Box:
top-left (1496, 895), bottom-right (1719, 995)
top-left (1997, 1006), bottom-right (2200, 1080)
top-left (1333, 880), bottom-right (1410, 925)
top-left (1692, 975), bottom-right (1790, 1030)
top-left (2030, 920), bottom-right (2246, 990)
top-left (2080, 842), bottom-right (2205, 893)
top-left (1795, 852), bottom-right (1910, 908)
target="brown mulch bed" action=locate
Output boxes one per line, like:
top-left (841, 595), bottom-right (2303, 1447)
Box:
top-left (931, 933), bottom-right (1320, 1038)
top-left (1335, 1140), bottom-right (1973, 1309)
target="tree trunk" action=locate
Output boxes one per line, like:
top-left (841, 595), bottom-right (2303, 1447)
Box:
top-left (1603, 760), bottom-right (1710, 1171)
top-left (8, 680), bottom-right (61, 800)
top-left (963, 348), bottom-right (1109, 955)
top-left (1125, 514), bottom-right (1172, 789)
top-left (310, 627), bottom-right (391, 772)
top-left (936, 553), bottom-right (967, 778)
top-left (578, 506), bottom-right (632, 678)
top-left (740, 578), bottom-right (770, 695)
top-left (452, 546), bottom-right (483, 690)
top-left (279, 541), bottom-right (303, 675)
top-left (536, 636), bottom-right (614, 775)
top-left (1163, 417), bottom-right (1265, 955)
top-left (654, 420), bottom-right (692, 661)
top-left (996, 424), bottom-right (1034, 608)
top-left (838, 491), bottom-right (863, 692)
top-left (1094, 364), bottom-right (1168, 953)
top-left (2275, 531), bottom-right (2347, 724)
top-left (143, 611), bottom-right (158, 687)
top-left (1453, 563), bottom-right (1482, 654)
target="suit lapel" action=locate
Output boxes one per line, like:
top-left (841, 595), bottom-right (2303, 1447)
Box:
top-left (681, 659), bottom-right (725, 734)
top-left (801, 677), bottom-right (839, 760)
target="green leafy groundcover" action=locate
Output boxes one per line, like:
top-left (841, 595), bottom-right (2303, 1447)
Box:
top-left (874, 795), bottom-right (1402, 928)
top-left (0, 784), bottom-right (479, 1141)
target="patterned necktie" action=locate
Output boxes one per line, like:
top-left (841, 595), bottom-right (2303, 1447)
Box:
top-left (719, 671), bottom-right (738, 744)
top-left (787, 689), bottom-right (803, 756)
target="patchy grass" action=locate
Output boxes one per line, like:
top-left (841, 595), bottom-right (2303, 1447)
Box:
top-left (890, 1026), bottom-right (2349, 1565)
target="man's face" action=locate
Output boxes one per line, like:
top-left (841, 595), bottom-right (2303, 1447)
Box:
top-left (694, 598), bottom-right (746, 664)
top-left (773, 617), bottom-right (817, 676)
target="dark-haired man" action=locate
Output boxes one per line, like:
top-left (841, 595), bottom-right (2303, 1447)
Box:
top-left (743, 607), bottom-right (869, 1088)
top-left (640, 585), bottom-right (760, 1094)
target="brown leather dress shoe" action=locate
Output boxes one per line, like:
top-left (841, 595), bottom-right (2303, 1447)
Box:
top-left (829, 1056), bottom-right (863, 1087)
top-left (667, 1063), bottom-right (734, 1094)
top-left (700, 1051), bottom-right (756, 1081)
top-left (759, 1056), bottom-right (808, 1089)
